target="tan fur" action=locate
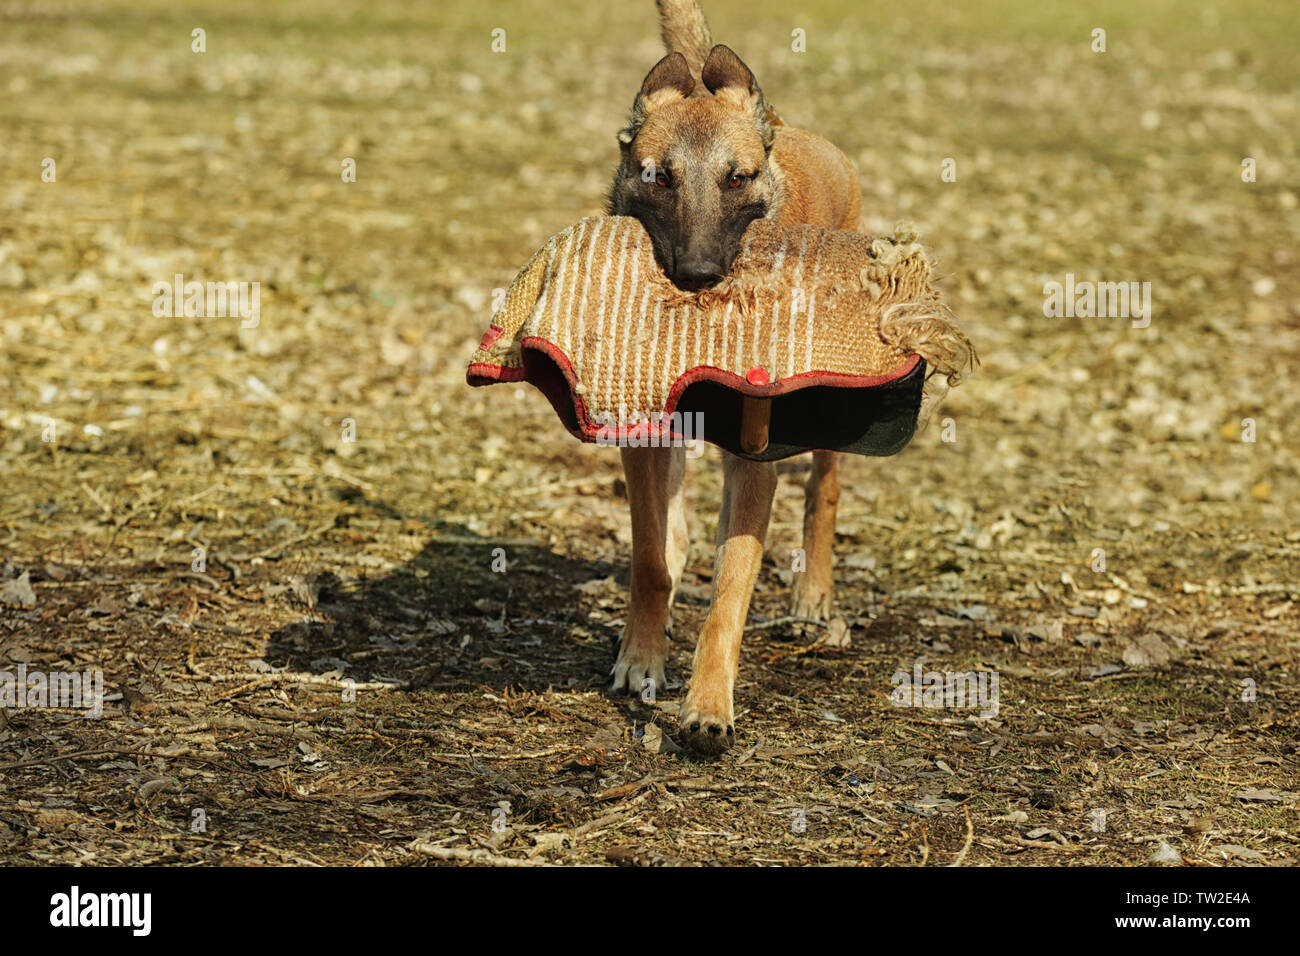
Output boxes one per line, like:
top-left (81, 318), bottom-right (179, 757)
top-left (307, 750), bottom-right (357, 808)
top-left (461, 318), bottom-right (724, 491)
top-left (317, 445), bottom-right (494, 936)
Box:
top-left (612, 443), bottom-right (687, 696)
top-left (471, 214), bottom-right (974, 757)
top-left (612, 2), bottom-right (868, 753)
top-left (769, 128), bottom-right (861, 231)
top-left (766, 131), bottom-right (860, 628)
top-left (654, 0), bottom-right (714, 81)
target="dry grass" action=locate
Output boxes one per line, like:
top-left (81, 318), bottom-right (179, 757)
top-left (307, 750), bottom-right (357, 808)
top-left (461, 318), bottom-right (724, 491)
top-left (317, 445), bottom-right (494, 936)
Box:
top-left (0, 0), bottom-right (1296, 866)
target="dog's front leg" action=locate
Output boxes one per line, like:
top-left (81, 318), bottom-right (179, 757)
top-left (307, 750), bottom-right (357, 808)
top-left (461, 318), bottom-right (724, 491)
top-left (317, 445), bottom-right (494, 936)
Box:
top-left (612, 444), bottom-right (688, 696)
top-left (790, 449), bottom-right (839, 621)
top-left (679, 452), bottom-right (777, 754)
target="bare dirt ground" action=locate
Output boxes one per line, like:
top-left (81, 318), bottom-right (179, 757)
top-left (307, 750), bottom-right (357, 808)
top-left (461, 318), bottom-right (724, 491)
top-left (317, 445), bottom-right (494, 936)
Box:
top-left (1, 1), bottom-right (1297, 866)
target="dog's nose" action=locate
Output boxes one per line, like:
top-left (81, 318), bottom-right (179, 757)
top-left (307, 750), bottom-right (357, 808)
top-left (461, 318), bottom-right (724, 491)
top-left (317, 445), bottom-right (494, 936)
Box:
top-left (672, 255), bottom-right (724, 289)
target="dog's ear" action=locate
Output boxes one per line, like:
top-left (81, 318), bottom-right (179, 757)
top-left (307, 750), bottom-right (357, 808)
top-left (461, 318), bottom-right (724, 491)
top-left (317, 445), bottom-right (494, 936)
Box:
top-left (701, 45), bottom-right (756, 100)
top-left (640, 50), bottom-right (696, 102)
top-left (618, 52), bottom-right (695, 145)
top-left (701, 45), bottom-right (775, 148)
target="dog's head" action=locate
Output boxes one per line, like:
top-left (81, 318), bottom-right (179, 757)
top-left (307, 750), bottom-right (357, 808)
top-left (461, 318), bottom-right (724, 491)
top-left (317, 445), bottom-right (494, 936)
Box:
top-left (608, 45), bottom-right (775, 291)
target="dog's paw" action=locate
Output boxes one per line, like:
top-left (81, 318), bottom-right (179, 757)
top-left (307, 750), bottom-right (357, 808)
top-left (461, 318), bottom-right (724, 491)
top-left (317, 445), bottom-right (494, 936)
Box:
top-left (678, 687), bottom-right (735, 755)
top-left (610, 632), bottom-right (667, 698)
top-left (790, 577), bottom-right (833, 624)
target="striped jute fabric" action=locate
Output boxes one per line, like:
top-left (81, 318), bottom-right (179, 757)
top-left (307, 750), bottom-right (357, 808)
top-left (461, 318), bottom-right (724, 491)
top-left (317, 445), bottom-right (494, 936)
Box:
top-left (468, 215), bottom-right (974, 440)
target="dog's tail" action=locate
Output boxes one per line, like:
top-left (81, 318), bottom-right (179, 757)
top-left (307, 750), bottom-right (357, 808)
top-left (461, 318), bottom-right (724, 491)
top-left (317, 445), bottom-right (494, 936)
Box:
top-left (654, 0), bottom-right (785, 127)
top-left (655, 0), bottom-right (713, 80)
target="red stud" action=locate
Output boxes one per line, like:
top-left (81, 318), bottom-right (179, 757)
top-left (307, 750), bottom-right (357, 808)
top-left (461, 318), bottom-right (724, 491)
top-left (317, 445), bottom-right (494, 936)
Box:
top-left (746, 366), bottom-right (769, 386)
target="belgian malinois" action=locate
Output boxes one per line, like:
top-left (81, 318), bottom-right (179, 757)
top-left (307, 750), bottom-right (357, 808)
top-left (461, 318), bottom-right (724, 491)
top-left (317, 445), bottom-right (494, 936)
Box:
top-left (607, 0), bottom-right (863, 753)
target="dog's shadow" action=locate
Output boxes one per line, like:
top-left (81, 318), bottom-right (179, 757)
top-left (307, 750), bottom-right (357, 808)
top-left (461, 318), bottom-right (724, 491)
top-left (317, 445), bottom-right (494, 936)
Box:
top-left (261, 473), bottom-right (832, 750)
top-left (264, 509), bottom-right (647, 708)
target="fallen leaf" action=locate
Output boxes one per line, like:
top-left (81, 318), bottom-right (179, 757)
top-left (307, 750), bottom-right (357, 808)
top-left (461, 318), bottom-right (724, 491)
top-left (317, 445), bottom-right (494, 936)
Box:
top-left (824, 616), bottom-right (852, 648)
top-left (1214, 844), bottom-right (1264, 861)
top-left (1120, 633), bottom-right (1171, 668)
top-left (1236, 788), bottom-right (1297, 804)
top-left (1149, 841), bottom-right (1183, 865)
top-left (0, 571), bottom-right (36, 608)
top-left (640, 723), bottom-right (682, 755)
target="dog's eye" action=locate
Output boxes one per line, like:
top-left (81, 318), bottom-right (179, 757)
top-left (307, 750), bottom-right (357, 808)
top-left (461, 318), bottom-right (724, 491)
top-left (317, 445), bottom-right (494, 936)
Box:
top-left (655, 171), bottom-right (670, 187)
top-left (727, 173), bottom-right (751, 189)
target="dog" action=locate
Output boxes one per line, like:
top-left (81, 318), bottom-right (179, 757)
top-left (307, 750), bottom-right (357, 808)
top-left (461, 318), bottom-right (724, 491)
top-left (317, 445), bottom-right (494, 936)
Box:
top-left (606, 0), bottom-right (864, 753)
